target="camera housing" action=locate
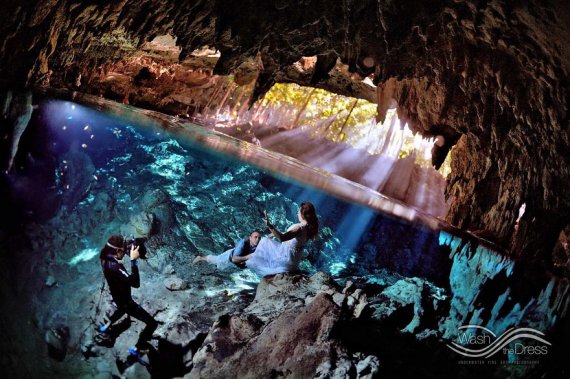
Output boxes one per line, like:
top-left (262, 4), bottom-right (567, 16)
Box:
top-left (125, 237), bottom-right (148, 259)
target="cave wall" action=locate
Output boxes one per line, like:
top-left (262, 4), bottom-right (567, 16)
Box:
top-left (0, 0), bottom-right (568, 260)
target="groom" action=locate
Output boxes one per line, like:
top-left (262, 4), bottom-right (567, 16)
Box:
top-left (230, 231), bottom-right (261, 268)
top-left (192, 231), bottom-right (261, 269)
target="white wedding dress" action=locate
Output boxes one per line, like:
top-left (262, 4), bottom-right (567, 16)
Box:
top-left (246, 223), bottom-right (309, 276)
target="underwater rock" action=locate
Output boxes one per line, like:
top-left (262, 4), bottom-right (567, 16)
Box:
top-left (60, 145), bottom-right (96, 211)
top-left (332, 292), bottom-right (347, 307)
top-left (314, 349), bottom-right (356, 379)
top-left (141, 188), bottom-right (169, 209)
top-left (45, 326), bottom-right (70, 361)
top-left (189, 273), bottom-right (380, 377)
top-left (191, 293), bottom-right (348, 378)
top-left (245, 272), bottom-right (338, 321)
top-left (439, 237), bottom-right (568, 343)
top-left (164, 276), bottom-right (189, 291)
top-left (91, 192), bottom-right (115, 218)
top-left (355, 354), bottom-right (381, 378)
top-left (95, 360), bottom-right (115, 377)
top-left (122, 211), bottom-right (157, 237)
top-left (161, 318), bottom-right (205, 370)
top-left (45, 275), bottom-right (56, 287)
top-left (369, 277), bottom-right (428, 334)
top-left (148, 204), bottom-right (174, 231)
top-left (139, 189), bottom-right (174, 231)
top-left (124, 363), bottom-right (151, 379)
top-left (342, 280), bottom-right (356, 295)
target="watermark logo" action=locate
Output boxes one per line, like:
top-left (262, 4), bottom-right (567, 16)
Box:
top-left (447, 325), bottom-right (550, 358)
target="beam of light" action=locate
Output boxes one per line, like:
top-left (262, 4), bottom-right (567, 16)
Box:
top-left (68, 248), bottom-right (99, 266)
top-left (220, 103), bottom-right (442, 220)
top-left (335, 205), bottom-right (376, 253)
top-left (359, 154), bottom-right (397, 191)
top-left (297, 143), bottom-right (345, 167)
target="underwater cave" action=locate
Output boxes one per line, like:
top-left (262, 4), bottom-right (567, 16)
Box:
top-left (0, 1), bottom-right (569, 378)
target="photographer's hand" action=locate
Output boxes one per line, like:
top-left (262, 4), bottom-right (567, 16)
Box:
top-left (130, 245), bottom-right (140, 260)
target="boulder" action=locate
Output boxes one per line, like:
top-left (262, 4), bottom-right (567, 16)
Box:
top-left (245, 272), bottom-right (338, 321)
top-left (191, 293), bottom-right (348, 378)
top-left (140, 189), bottom-right (169, 209)
top-left (164, 276), bottom-right (189, 291)
top-left (355, 354), bottom-right (381, 379)
top-left (369, 277), bottom-right (427, 333)
top-left (45, 275), bottom-right (56, 287)
top-left (121, 212), bottom-right (156, 237)
top-left (45, 326), bottom-right (70, 361)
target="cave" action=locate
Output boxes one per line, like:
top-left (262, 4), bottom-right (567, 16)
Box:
top-left (0, 1), bottom-right (568, 378)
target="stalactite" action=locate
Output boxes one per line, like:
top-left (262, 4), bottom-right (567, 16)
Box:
top-left (2, 91), bottom-right (33, 173)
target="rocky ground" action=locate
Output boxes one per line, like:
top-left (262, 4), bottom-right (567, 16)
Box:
top-left (8, 253), bottom-right (560, 379)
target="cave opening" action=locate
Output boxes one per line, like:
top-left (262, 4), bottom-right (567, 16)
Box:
top-left (47, 32), bottom-right (456, 219)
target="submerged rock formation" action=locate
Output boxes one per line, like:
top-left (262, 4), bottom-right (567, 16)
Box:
top-left (0, 0), bottom-right (568, 260)
top-left (0, 90), bottom-right (33, 173)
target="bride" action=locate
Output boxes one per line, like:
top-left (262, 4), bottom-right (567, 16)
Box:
top-left (195, 201), bottom-right (319, 277)
top-left (241, 201), bottom-right (319, 276)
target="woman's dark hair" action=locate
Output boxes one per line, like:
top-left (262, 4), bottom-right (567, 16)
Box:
top-left (300, 201), bottom-right (319, 239)
top-left (99, 235), bottom-right (125, 260)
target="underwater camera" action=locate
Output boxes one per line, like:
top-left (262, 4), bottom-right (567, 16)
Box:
top-left (126, 237), bottom-right (149, 259)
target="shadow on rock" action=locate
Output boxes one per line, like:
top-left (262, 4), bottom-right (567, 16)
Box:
top-left (94, 318), bottom-right (132, 348)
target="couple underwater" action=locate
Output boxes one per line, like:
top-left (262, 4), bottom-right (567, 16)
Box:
top-left (97, 201), bottom-right (318, 360)
top-left (193, 201), bottom-right (319, 276)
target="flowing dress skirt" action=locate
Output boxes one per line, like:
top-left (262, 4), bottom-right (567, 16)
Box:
top-left (246, 237), bottom-right (300, 276)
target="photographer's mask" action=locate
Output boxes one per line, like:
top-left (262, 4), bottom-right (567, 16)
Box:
top-left (106, 235), bottom-right (126, 257)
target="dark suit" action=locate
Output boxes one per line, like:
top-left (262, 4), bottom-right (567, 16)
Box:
top-left (101, 254), bottom-right (157, 349)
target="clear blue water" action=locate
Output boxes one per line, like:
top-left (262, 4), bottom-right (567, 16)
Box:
top-left (1, 91), bottom-right (567, 377)
top-left (16, 97), bottom-right (451, 283)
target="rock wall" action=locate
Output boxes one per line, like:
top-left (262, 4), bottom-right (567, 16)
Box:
top-left (0, 0), bottom-right (568, 260)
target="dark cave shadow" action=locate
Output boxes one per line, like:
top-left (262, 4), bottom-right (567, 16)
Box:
top-left (95, 317), bottom-right (132, 348)
top-left (146, 339), bottom-right (192, 379)
top-left (335, 318), bottom-right (504, 379)
top-left (117, 336), bottom-right (208, 378)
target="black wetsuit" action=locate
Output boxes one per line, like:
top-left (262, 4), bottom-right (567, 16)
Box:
top-left (101, 254), bottom-right (157, 349)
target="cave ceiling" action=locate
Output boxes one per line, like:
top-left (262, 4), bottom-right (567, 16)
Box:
top-left (0, 0), bottom-right (569, 262)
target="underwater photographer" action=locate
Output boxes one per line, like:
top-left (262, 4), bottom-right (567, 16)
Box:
top-left (97, 235), bottom-right (157, 358)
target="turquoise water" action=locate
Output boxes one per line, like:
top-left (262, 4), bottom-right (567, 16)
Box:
top-left (1, 91), bottom-right (567, 377)
top-left (10, 95), bottom-right (451, 283)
